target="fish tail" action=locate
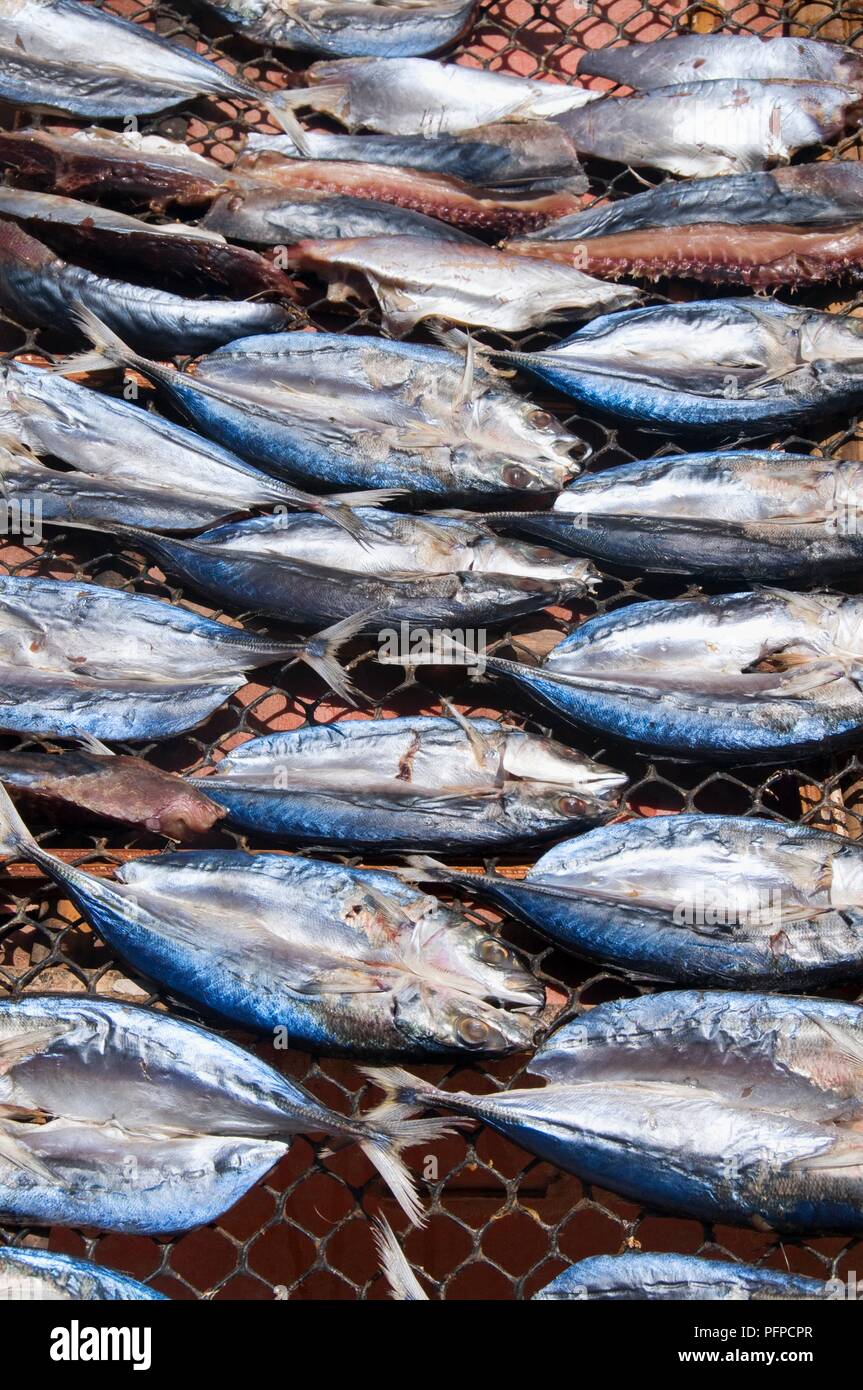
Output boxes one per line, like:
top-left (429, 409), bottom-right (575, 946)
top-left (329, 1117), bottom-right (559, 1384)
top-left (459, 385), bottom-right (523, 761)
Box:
top-left (60, 304), bottom-right (153, 380)
top-left (399, 854), bottom-right (468, 887)
top-left (356, 1082), bottom-right (469, 1228)
top-left (0, 779), bottom-right (38, 860)
top-left (263, 95), bottom-right (314, 154)
top-left (327, 488), bottom-right (406, 508)
top-left (372, 1216), bottom-right (429, 1302)
top-left (295, 609), bottom-right (374, 706)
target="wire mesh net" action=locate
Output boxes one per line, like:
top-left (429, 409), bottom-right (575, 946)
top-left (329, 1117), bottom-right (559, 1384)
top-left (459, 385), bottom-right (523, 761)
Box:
top-left (1, 0), bottom-right (863, 1300)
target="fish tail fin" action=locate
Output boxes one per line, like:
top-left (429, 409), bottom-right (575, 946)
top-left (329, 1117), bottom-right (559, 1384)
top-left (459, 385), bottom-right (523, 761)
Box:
top-left (328, 489), bottom-right (405, 508)
top-left (264, 95), bottom-right (314, 153)
top-left (295, 609), bottom-right (372, 706)
top-left (357, 1075), bottom-right (469, 1228)
top-left (398, 853), bottom-right (464, 886)
top-left (60, 304), bottom-right (151, 378)
top-left (313, 499), bottom-right (379, 546)
top-left (0, 780), bottom-right (38, 860)
top-left (361, 1064), bottom-right (462, 1118)
top-left (372, 1216), bottom-right (429, 1302)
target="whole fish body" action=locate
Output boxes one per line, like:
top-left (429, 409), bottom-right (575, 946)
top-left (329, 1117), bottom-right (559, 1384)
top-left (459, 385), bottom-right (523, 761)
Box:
top-left (287, 236), bottom-right (640, 334)
top-left (0, 1247), bottom-right (167, 1300)
top-left (243, 123), bottom-right (587, 193)
top-left (415, 813), bottom-right (863, 988)
top-left (0, 993), bottom-right (455, 1230)
top-left (554, 80), bottom-right (863, 178)
top-left (0, 185), bottom-right (297, 300)
top-left (493, 298), bottom-right (863, 434)
top-left (534, 1252), bottom-right (838, 1301)
top-left (0, 745), bottom-right (225, 839)
top-left (394, 588), bottom-right (863, 760)
top-left (0, 126), bottom-right (228, 210)
top-left (86, 512), bottom-right (593, 630)
top-left (189, 713), bottom-right (626, 849)
top-left (0, 797), bottom-right (544, 1058)
top-left (0, 218), bottom-right (289, 357)
top-left (289, 56), bottom-right (598, 134)
top-left (579, 33), bottom-right (863, 90)
top-left (365, 989), bottom-right (863, 1233)
top-left (70, 317), bottom-right (582, 498)
top-left (0, 573), bottom-right (342, 740)
top-left (0, 0), bottom-right (299, 127)
top-left (0, 361), bottom-right (379, 535)
top-left (508, 162), bottom-right (863, 287)
top-left (200, 0), bottom-right (477, 58)
top-left (201, 183), bottom-right (478, 246)
top-left (492, 450), bottom-right (863, 581)
top-left (230, 152), bottom-right (583, 235)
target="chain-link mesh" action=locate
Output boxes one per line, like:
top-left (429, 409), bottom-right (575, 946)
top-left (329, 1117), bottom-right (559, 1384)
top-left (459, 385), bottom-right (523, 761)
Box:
top-left (1, 0), bottom-right (862, 1299)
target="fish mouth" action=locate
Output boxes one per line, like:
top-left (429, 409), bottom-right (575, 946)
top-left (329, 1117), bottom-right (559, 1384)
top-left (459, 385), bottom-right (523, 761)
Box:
top-left (482, 1006), bottom-right (546, 1053)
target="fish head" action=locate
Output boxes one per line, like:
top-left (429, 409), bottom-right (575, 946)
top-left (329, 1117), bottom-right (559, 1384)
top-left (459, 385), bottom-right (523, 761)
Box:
top-left (392, 979), bottom-right (544, 1057)
top-left (502, 730), bottom-right (627, 810)
top-left (470, 534), bottom-right (599, 592)
top-left (390, 904), bottom-right (545, 1055)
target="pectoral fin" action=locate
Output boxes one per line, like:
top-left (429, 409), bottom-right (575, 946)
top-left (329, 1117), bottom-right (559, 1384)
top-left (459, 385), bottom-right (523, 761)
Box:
top-left (0, 1122), bottom-right (58, 1182)
top-left (0, 1021), bottom-right (71, 1076)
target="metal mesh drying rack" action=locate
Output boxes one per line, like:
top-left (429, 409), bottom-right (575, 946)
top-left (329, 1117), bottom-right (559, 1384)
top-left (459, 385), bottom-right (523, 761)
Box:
top-left (1, 0), bottom-right (863, 1300)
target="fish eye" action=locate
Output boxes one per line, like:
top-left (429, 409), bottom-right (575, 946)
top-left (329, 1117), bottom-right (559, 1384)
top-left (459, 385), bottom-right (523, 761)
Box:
top-left (503, 464), bottom-right (537, 490)
top-left (456, 1016), bottom-right (491, 1047)
top-left (530, 409), bottom-right (556, 430)
top-left (558, 796), bottom-right (586, 815)
top-left (479, 938), bottom-right (509, 967)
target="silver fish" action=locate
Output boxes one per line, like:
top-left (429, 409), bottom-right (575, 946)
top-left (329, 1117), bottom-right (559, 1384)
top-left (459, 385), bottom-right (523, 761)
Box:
top-left (0, 218), bottom-right (289, 357)
top-left (0, 361), bottom-right (387, 536)
top-left (287, 55), bottom-right (598, 133)
top-left (492, 450), bottom-right (863, 581)
top-left (67, 312), bottom-right (583, 497)
top-left (0, 796), bottom-right (545, 1058)
top-left (0, 993), bottom-right (454, 1230)
top-left (201, 183), bottom-right (478, 245)
top-left (199, 0), bottom-right (476, 58)
top-left (555, 80), bottom-right (863, 178)
top-left (490, 297), bottom-right (863, 435)
top-left (365, 990), bottom-right (863, 1233)
top-left (0, 0), bottom-right (299, 127)
top-left (287, 236), bottom-right (640, 333)
top-left (0, 573), bottom-right (359, 739)
top-left (579, 33), bottom-right (863, 90)
top-left (414, 812), bottom-right (863, 989)
top-left (75, 511), bottom-right (594, 630)
top-left (0, 1247), bottom-right (166, 1300)
top-left (189, 712), bottom-right (625, 848)
top-left (391, 588), bottom-right (863, 761)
